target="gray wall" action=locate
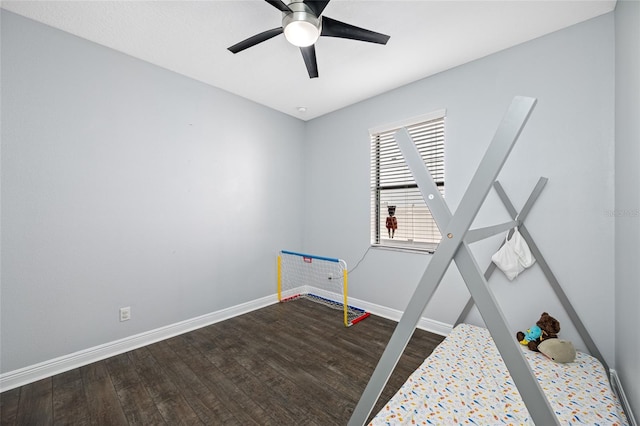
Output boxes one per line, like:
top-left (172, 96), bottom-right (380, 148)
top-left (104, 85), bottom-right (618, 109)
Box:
top-left (303, 14), bottom-right (616, 364)
top-left (1, 11), bottom-right (305, 373)
top-left (615, 0), bottom-right (640, 418)
top-left (1, 8), bottom-right (634, 417)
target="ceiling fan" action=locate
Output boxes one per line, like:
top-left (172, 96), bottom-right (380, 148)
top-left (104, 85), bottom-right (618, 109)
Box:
top-left (227, 0), bottom-right (390, 78)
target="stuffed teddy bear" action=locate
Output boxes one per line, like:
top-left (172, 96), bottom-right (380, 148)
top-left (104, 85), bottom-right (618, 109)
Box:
top-left (516, 312), bottom-right (560, 352)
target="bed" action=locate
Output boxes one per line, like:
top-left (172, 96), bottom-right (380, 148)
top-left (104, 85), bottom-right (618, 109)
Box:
top-left (370, 323), bottom-right (628, 425)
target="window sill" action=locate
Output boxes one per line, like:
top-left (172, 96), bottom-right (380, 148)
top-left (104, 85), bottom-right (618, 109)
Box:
top-left (371, 243), bottom-right (436, 255)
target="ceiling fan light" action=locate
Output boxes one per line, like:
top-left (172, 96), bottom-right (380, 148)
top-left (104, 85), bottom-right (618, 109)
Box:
top-left (284, 20), bottom-right (319, 47)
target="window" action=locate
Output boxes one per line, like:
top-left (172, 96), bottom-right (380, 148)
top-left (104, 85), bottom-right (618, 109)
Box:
top-left (370, 110), bottom-right (445, 252)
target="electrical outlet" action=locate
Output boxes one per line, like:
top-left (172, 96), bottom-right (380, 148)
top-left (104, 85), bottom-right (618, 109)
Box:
top-left (328, 273), bottom-right (333, 280)
top-left (119, 306), bottom-right (131, 322)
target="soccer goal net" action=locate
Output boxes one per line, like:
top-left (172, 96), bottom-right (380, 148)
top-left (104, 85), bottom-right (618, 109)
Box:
top-left (277, 250), bottom-right (370, 327)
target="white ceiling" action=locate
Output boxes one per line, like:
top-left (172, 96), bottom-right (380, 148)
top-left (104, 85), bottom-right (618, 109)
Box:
top-left (1, 0), bottom-right (616, 120)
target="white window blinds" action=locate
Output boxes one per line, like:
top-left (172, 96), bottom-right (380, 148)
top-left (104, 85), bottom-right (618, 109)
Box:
top-left (370, 112), bottom-right (445, 252)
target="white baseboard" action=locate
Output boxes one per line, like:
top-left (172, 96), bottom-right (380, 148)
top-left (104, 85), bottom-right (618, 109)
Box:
top-left (348, 296), bottom-right (452, 337)
top-left (285, 286), bottom-right (453, 336)
top-left (7, 292), bottom-right (630, 424)
top-left (0, 293), bottom-right (452, 393)
top-left (14, 290), bottom-right (636, 420)
top-left (610, 369), bottom-right (638, 426)
top-left (0, 294), bottom-right (278, 393)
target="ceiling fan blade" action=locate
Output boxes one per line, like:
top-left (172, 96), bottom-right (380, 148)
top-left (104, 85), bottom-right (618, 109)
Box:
top-left (228, 27), bottom-right (284, 54)
top-left (304, 0), bottom-right (331, 17)
top-left (265, 0), bottom-right (293, 13)
top-left (300, 45), bottom-right (319, 78)
top-left (320, 16), bottom-right (390, 45)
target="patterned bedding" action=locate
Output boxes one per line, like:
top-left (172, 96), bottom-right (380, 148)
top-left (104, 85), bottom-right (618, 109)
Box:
top-left (371, 323), bottom-right (628, 425)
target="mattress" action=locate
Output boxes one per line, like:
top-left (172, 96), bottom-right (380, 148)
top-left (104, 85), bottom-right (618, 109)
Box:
top-left (371, 323), bottom-right (628, 425)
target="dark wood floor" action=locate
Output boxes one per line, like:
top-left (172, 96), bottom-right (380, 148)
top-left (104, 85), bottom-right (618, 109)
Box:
top-left (0, 299), bottom-right (444, 425)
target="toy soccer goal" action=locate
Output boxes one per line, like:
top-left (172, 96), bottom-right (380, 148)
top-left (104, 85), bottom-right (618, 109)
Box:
top-left (277, 250), bottom-right (370, 327)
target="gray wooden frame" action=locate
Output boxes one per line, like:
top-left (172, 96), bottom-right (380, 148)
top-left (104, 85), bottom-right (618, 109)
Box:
top-left (349, 96), bottom-right (569, 425)
top-left (456, 179), bottom-right (608, 372)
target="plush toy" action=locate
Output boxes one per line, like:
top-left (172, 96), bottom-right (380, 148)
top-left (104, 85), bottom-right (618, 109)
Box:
top-left (538, 339), bottom-right (576, 363)
top-left (516, 312), bottom-right (560, 352)
top-left (519, 325), bottom-right (542, 343)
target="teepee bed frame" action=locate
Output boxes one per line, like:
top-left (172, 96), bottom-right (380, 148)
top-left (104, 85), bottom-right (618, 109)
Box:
top-left (348, 97), bottom-right (628, 425)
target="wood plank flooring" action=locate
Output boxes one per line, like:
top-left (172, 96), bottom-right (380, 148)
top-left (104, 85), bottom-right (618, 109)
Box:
top-left (1, 299), bottom-right (445, 425)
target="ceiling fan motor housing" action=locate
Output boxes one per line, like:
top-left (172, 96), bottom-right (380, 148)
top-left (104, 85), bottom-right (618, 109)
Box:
top-left (282, 2), bottom-right (321, 47)
top-left (228, 0), bottom-right (390, 79)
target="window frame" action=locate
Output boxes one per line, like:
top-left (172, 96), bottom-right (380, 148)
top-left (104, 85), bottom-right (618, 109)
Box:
top-left (369, 109), bottom-right (446, 253)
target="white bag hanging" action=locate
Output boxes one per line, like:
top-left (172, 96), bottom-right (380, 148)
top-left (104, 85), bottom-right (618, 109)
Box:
top-left (512, 228), bottom-right (536, 268)
top-left (491, 227), bottom-right (535, 280)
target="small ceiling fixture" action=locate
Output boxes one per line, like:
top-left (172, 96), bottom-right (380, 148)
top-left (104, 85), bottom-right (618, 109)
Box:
top-left (228, 0), bottom-right (390, 79)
